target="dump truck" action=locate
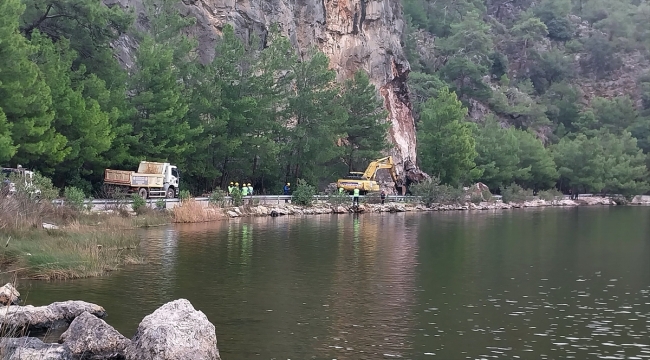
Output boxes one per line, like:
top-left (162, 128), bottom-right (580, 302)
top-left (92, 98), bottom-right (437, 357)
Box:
top-left (1, 166), bottom-right (40, 197)
top-left (104, 161), bottom-right (179, 199)
top-left (336, 156), bottom-right (406, 195)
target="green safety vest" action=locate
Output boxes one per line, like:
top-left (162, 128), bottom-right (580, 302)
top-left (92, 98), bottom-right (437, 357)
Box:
top-left (338, 187), bottom-right (344, 193)
top-left (353, 188), bottom-right (360, 196)
top-left (248, 186), bottom-right (253, 195)
top-left (241, 187), bottom-right (249, 196)
top-left (228, 186), bottom-right (233, 193)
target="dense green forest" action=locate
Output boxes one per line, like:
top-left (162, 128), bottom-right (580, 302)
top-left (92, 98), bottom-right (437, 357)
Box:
top-left (0, 0), bottom-right (389, 195)
top-left (405, 0), bottom-right (650, 196)
top-left (3, 0), bottom-right (650, 197)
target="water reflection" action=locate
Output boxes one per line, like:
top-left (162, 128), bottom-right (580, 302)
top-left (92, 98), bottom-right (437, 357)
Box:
top-left (16, 208), bottom-right (650, 359)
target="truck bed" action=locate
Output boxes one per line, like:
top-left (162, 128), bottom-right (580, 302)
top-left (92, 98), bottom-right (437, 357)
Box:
top-left (105, 170), bottom-right (164, 187)
top-left (104, 169), bottom-right (132, 185)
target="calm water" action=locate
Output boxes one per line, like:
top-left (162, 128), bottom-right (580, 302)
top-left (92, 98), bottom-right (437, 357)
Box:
top-left (17, 207), bottom-right (650, 359)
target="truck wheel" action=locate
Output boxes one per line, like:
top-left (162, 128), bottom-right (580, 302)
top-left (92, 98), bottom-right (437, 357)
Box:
top-left (166, 187), bottom-right (175, 199)
top-left (138, 187), bottom-right (148, 199)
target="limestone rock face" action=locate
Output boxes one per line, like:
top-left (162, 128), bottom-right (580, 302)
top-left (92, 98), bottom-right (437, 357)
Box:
top-left (0, 301), bottom-right (106, 333)
top-left (105, 0), bottom-right (422, 181)
top-left (126, 299), bottom-right (220, 360)
top-left (59, 311), bottom-right (130, 359)
top-left (0, 283), bottom-right (20, 306)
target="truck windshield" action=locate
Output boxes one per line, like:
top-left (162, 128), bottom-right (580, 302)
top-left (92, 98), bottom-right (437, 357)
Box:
top-left (172, 168), bottom-right (179, 179)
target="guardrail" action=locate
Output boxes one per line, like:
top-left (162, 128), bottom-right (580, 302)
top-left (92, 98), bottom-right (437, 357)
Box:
top-left (52, 194), bottom-right (510, 207)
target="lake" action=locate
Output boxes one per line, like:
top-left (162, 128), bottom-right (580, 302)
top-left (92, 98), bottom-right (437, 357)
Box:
top-left (20, 207), bottom-right (650, 359)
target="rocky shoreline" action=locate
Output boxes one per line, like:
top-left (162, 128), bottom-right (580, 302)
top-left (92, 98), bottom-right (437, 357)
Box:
top-left (0, 284), bottom-right (220, 360)
top-left (223, 197), bottom-right (616, 218)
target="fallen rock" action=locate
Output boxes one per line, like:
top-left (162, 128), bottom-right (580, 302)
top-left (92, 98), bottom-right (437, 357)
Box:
top-left (0, 301), bottom-right (106, 333)
top-left (126, 299), bottom-right (220, 360)
top-left (0, 283), bottom-right (20, 306)
top-left (227, 211), bottom-right (239, 218)
top-left (631, 195), bottom-right (650, 205)
top-left (59, 311), bottom-right (129, 359)
top-left (0, 337), bottom-right (71, 360)
top-left (42, 223), bottom-right (59, 230)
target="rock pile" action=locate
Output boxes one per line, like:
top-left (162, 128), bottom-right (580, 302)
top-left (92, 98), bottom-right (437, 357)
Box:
top-left (0, 298), bottom-right (220, 360)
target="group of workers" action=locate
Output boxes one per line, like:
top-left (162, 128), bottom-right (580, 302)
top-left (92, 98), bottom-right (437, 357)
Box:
top-left (227, 182), bottom-right (254, 196)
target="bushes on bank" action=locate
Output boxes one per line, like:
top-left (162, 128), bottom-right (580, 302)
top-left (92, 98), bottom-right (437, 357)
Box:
top-left (501, 183), bottom-right (532, 203)
top-left (292, 179), bottom-right (316, 206)
top-left (411, 177), bottom-right (464, 206)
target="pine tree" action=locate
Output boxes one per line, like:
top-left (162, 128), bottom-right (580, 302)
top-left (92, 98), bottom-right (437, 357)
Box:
top-left (0, 0), bottom-right (66, 167)
top-left (0, 109), bottom-right (16, 163)
top-left (341, 70), bottom-right (389, 173)
top-left (128, 36), bottom-right (196, 165)
top-left (30, 32), bottom-right (114, 189)
top-left (417, 87), bottom-right (479, 185)
top-left (285, 50), bottom-right (347, 183)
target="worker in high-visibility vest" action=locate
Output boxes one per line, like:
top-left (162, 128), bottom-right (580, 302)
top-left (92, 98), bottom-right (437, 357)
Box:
top-left (241, 184), bottom-right (249, 196)
top-left (228, 182), bottom-right (234, 195)
top-left (353, 188), bottom-right (360, 206)
top-left (247, 183), bottom-right (253, 196)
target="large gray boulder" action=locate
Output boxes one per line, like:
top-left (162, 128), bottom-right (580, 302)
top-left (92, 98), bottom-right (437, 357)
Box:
top-left (0, 301), bottom-right (106, 333)
top-left (59, 311), bottom-right (129, 359)
top-left (0, 283), bottom-right (21, 305)
top-left (0, 337), bottom-right (71, 360)
top-left (126, 299), bottom-right (220, 360)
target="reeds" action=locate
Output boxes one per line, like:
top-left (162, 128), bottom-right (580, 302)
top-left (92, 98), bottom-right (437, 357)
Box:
top-left (172, 200), bottom-right (223, 223)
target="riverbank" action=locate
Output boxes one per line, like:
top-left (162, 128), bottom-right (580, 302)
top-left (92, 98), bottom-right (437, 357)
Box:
top-left (0, 200), bottom-right (170, 280)
top-left (187, 196), bottom-right (615, 219)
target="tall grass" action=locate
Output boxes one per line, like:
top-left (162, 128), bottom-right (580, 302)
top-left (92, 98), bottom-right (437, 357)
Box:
top-left (172, 200), bottom-right (223, 223)
top-left (0, 193), bottom-right (156, 280)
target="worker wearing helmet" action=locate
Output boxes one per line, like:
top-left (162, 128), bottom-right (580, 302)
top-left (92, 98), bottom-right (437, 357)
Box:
top-left (228, 182), bottom-right (234, 195)
top-left (241, 183), bottom-right (249, 196)
top-left (283, 182), bottom-right (290, 203)
top-left (247, 183), bottom-right (253, 196)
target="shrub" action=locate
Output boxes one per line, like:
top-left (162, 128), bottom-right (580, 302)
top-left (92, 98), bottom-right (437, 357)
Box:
top-left (64, 186), bottom-right (86, 212)
top-left (131, 194), bottom-right (146, 214)
top-left (538, 188), bottom-right (563, 201)
top-left (209, 190), bottom-right (226, 207)
top-left (179, 189), bottom-right (191, 201)
top-left (482, 190), bottom-right (493, 202)
top-left (292, 179), bottom-right (316, 206)
top-left (155, 199), bottom-right (166, 210)
top-left (411, 177), bottom-right (465, 206)
top-left (501, 183), bottom-right (532, 203)
top-left (230, 188), bottom-right (243, 206)
top-left (328, 191), bottom-right (349, 206)
top-left (470, 193), bottom-right (483, 205)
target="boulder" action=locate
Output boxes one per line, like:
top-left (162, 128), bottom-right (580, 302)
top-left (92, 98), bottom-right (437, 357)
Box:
top-left (126, 299), bottom-right (220, 360)
top-left (59, 311), bottom-right (129, 359)
top-left (0, 301), bottom-right (106, 333)
top-left (0, 283), bottom-right (20, 305)
top-left (227, 211), bottom-right (239, 218)
top-left (0, 337), bottom-right (71, 360)
top-left (631, 195), bottom-right (650, 205)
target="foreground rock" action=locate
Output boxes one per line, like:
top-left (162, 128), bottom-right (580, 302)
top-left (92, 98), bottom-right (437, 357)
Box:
top-left (0, 301), bottom-right (106, 333)
top-left (126, 299), bottom-right (221, 360)
top-left (0, 337), bottom-right (71, 360)
top-left (0, 283), bottom-right (20, 305)
top-left (59, 311), bottom-right (129, 359)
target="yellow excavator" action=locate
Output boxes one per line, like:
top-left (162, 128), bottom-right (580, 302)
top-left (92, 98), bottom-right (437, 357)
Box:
top-left (336, 156), bottom-right (405, 195)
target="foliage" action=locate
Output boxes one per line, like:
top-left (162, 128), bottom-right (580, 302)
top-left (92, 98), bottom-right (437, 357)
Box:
top-left (501, 183), bottom-right (532, 203)
top-left (64, 186), bottom-right (86, 212)
top-left (327, 192), bottom-right (349, 206)
top-left (131, 194), bottom-right (146, 214)
top-left (209, 190), bottom-right (226, 207)
top-left (410, 177), bottom-right (465, 206)
top-left (341, 70), bottom-right (390, 172)
top-left (417, 87), bottom-right (479, 185)
top-left (538, 188), bottom-right (563, 201)
top-left (179, 189), bottom-right (191, 201)
top-left (291, 179), bottom-right (316, 206)
top-left (155, 199), bottom-right (166, 210)
top-left (230, 188), bottom-right (243, 207)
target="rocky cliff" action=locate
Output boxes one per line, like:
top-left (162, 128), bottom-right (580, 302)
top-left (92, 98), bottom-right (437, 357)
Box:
top-left (106, 0), bottom-right (422, 180)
